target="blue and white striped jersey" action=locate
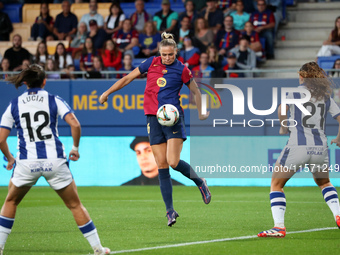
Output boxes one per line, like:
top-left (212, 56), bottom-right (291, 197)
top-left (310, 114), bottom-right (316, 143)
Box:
top-left (287, 87), bottom-right (340, 146)
top-left (0, 88), bottom-right (73, 160)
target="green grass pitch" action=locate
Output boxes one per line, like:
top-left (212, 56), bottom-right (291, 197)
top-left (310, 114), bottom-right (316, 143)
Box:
top-left (0, 186), bottom-right (339, 255)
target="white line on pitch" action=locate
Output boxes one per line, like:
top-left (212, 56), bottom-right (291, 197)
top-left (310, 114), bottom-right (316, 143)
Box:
top-left (109, 227), bottom-right (337, 254)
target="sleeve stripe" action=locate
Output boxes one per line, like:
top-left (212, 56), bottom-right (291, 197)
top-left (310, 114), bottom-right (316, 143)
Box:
top-left (333, 113), bottom-right (340, 119)
top-left (0, 125), bottom-right (11, 131)
top-left (62, 111), bottom-right (74, 120)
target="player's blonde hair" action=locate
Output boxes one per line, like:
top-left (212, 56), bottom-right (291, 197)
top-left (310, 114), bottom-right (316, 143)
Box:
top-left (159, 32), bottom-right (177, 49)
top-left (298, 61), bottom-right (333, 101)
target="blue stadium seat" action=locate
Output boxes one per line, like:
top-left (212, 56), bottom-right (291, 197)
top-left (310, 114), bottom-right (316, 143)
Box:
top-left (74, 59), bottom-right (80, 71)
top-left (133, 58), bottom-right (146, 67)
top-left (318, 56), bottom-right (340, 71)
top-left (3, 3), bottom-right (22, 23)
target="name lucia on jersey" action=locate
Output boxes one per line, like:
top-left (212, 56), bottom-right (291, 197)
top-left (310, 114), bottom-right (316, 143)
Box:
top-left (0, 88), bottom-right (73, 160)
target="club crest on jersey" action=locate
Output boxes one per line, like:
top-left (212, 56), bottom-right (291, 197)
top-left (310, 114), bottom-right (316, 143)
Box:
top-left (157, 77), bottom-right (167, 87)
top-left (162, 69), bottom-right (167, 74)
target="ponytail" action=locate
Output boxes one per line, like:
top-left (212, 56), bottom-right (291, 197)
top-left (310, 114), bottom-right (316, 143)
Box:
top-left (160, 32), bottom-right (177, 49)
top-left (6, 64), bottom-right (46, 89)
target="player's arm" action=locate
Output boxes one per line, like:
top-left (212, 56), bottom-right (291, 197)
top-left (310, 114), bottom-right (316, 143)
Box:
top-left (188, 79), bottom-right (209, 120)
top-left (278, 104), bottom-right (289, 135)
top-left (64, 113), bottom-right (81, 161)
top-left (331, 115), bottom-right (340, 147)
top-left (0, 128), bottom-right (15, 170)
top-left (99, 67), bottom-right (141, 104)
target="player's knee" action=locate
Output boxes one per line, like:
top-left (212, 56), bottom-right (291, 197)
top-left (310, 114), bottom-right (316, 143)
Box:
top-left (168, 159), bottom-right (179, 169)
top-left (314, 178), bottom-right (330, 188)
top-left (65, 200), bottom-right (81, 210)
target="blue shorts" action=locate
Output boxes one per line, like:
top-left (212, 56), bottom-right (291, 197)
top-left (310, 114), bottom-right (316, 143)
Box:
top-left (147, 115), bottom-right (187, 146)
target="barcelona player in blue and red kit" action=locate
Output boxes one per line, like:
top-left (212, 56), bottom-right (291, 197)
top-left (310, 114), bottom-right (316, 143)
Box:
top-left (100, 32), bottom-right (211, 227)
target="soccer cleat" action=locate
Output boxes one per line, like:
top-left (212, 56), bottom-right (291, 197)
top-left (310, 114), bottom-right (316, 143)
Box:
top-left (94, 247), bottom-right (110, 255)
top-left (199, 178), bottom-right (211, 204)
top-left (336, 215), bottom-right (340, 229)
top-left (258, 227), bottom-right (286, 238)
top-left (166, 210), bottom-right (179, 227)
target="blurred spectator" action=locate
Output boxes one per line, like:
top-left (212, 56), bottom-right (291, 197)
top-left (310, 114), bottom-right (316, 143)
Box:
top-left (46, 58), bottom-right (61, 79)
top-left (242, 21), bottom-right (262, 56)
top-left (230, 0), bottom-right (250, 31)
top-left (87, 19), bottom-right (107, 50)
top-left (0, 58), bottom-right (10, 79)
top-left (153, 0), bottom-right (179, 33)
top-left (118, 53), bottom-right (135, 78)
top-left (80, 37), bottom-right (97, 71)
top-left (215, 15), bottom-right (239, 57)
top-left (70, 22), bottom-right (88, 49)
top-left (178, 0), bottom-right (198, 28)
top-left (192, 52), bottom-right (215, 78)
top-left (174, 16), bottom-right (194, 50)
top-left (33, 41), bottom-right (50, 64)
top-left (92, 55), bottom-right (105, 78)
top-left (130, 0), bottom-right (150, 33)
top-left (0, 2), bottom-right (13, 41)
top-left (206, 44), bottom-right (223, 71)
top-left (317, 16), bottom-right (340, 57)
top-left (229, 35), bottom-right (256, 77)
top-left (80, 0), bottom-right (104, 30)
top-left (30, 2), bottom-right (54, 41)
top-left (200, 0), bottom-right (223, 34)
top-left (53, 0), bottom-right (78, 41)
top-left (113, 19), bottom-right (139, 58)
top-left (54, 42), bottom-right (73, 71)
top-left (219, 0), bottom-right (236, 15)
top-left (260, 0), bottom-right (282, 34)
top-left (194, 17), bottom-right (214, 52)
top-left (101, 39), bottom-right (122, 72)
top-left (18, 59), bottom-right (31, 72)
top-left (4, 34), bottom-right (32, 71)
top-left (177, 35), bottom-right (200, 68)
top-left (104, 2), bottom-right (125, 38)
top-left (65, 64), bottom-right (76, 79)
top-left (137, 21), bottom-right (161, 58)
top-left (249, 0), bottom-right (275, 59)
top-left (330, 58), bottom-right (340, 78)
top-left (223, 52), bottom-right (244, 77)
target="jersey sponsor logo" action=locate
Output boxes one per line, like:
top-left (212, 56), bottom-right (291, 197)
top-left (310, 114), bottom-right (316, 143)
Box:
top-left (162, 69), bottom-right (167, 74)
top-left (173, 131), bottom-right (178, 134)
top-left (157, 77), bottom-right (167, 87)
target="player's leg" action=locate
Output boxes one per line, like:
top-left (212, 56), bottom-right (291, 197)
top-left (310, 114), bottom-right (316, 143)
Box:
top-left (167, 138), bottom-right (211, 204)
top-left (55, 180), bottom-right (110, 254)
top-left (151, 143), bottom-right (178, 226)
top-left (313, 169), bottom-right (340, 229)
top-left (0, 180), bottom-right (31, 252)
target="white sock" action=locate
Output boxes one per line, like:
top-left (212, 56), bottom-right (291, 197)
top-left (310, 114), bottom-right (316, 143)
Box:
top-left (322, 186), bottom-right (340, 219)
top-left (78, 220), bottom-right (102, 249)
top-left (270, 191), bottom-right (286, 228)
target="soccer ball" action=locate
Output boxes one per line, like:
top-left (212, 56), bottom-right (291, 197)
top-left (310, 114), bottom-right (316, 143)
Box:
top-left (157, 104), bottom-right (179, 127)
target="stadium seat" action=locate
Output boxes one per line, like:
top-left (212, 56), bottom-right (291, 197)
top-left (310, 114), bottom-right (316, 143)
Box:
top-left (3, 3), bottom-right (22, 23)
top-left (73, 58), bottom-right (80, 71)
top-left (10, 23), bottom-right (31, 41)
top-left (22, 4), bottom-right (61, 24)
top-left (317, 56), bottom-right (340, 71)
top-left (46, 40), bottom-right (69, 55)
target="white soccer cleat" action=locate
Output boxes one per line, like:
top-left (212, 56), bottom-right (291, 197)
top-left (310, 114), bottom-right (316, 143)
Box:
top-left (94, 247), bottom-right (110, 255)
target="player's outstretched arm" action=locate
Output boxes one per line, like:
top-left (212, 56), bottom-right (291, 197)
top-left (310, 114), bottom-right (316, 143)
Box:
top-left (65, 113), bottom-right (81, 161)
top-left (278, 104), bottom-right (289, 135)
top-left (0, 128), bottom-right (15, 170)
top-left (99, 67), bottom-right (142, 104)
top-left (331, 115), bottom-right (340, 147)
top-left (188, 79), bottom-right (210, 120)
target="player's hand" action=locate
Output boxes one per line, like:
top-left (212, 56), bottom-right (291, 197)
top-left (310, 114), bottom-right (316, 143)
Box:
top-left (69, 150), bottom-right (80, 161)
top-left (99, 92), bottom-right (108, 104)
top-left (199, 111), bottom-right (210, 120)
top-left (331, 138), bottom-right (340, 147)
top-left (6, 156), bottom-right (15, 170)
top-left (279, 126), bottom-right (288, 135)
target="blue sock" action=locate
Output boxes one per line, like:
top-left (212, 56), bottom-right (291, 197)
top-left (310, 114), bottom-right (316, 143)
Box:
top-left (158, 168), bottom-right (173, 212)
top-left (173, 160), bottom-right (203, 186)
top-left (270, 192), bottom-right (286, 228)
top-left (322, 186), bottom-right (340, 219)
top-left (0, 215), bottom-right (14, 249)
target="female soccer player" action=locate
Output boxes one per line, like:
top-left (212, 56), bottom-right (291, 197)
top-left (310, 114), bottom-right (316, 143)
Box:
top-left (0, 65), bottom-right (110, 255)
top-left (99, 32), bottom-right (211, 227)
top-left (258, 62), bottom-right (340, 238)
